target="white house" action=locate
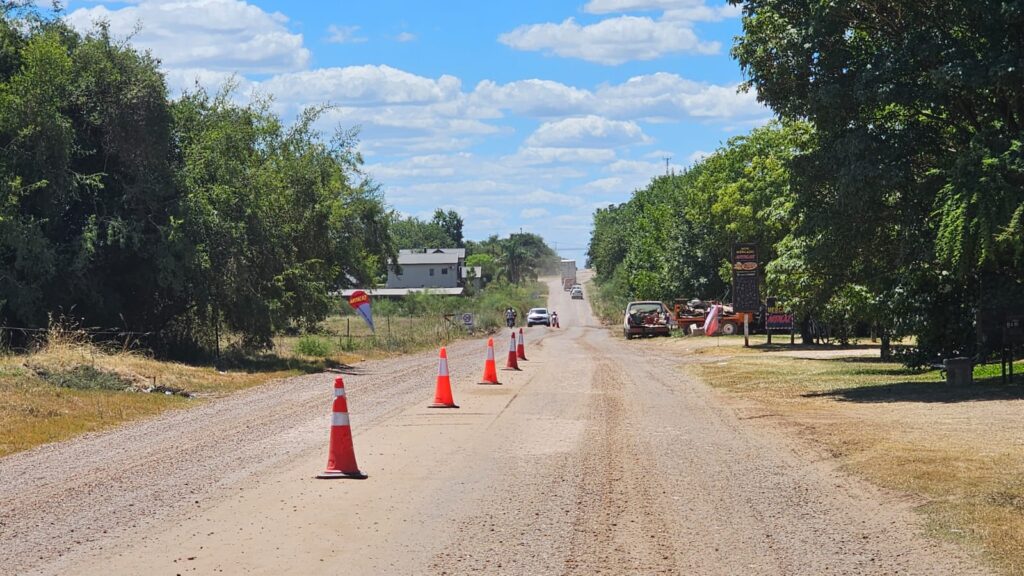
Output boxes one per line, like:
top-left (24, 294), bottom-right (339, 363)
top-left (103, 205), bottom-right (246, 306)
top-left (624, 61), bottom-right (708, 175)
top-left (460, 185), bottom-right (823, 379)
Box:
top-left (386, 248), bottom-right (466, 289)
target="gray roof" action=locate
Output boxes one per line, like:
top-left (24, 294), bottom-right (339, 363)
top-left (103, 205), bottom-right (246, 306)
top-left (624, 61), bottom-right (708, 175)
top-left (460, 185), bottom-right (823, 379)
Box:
top-left (397, 252), bottom-right (461, 265)
top-left (398, 248), bottom-right (466, 259)
top-left (341, 288), bottom-right (464, 297)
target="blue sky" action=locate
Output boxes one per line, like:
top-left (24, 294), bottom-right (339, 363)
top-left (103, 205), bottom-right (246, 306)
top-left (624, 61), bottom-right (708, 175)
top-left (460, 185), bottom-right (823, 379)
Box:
top-left (65, 0), bottom-right (770, 259)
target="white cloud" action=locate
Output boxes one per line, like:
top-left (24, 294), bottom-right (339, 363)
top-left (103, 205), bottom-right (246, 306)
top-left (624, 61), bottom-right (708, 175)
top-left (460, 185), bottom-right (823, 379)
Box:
top-left (607, 158), bottom-right (662, 174)
top-left (498, 15), bottom-right (719, 65)
top-left (584, 0), bottom-right (740, 21)
top-left (521, 207), bottom-right (551, 218)
top-left (593, 72), bottom-right (761, 121)
top-left (66, 0), bottom-right (309, 74)
top-left (259, 65), bottom-right (462, 106)
top-left (525, 116), bottom-right (650, 148)
top-left (579, 177), bottom-right (626, 194)
top-left (471, 79), bottom-right (593, 118)
top-left (395, 32), bottom-right (417, 42)
top-left (687, 150), bottom-right (711, 164)
top-left (469, 74), bottom-right (765, 122)
top-left (327, 25), bottom-right (367, 44)
top-left (508, 147), bottom-right (617, 166)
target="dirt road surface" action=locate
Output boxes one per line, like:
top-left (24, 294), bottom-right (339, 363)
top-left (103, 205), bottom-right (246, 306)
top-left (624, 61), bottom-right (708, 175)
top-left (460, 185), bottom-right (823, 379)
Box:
top-left (1, 274), bottom-right (991, 575)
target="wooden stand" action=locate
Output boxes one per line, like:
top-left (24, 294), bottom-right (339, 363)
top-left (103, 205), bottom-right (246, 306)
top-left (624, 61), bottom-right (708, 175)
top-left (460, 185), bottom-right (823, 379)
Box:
top-left (743, 314), bottom-right (749, 348)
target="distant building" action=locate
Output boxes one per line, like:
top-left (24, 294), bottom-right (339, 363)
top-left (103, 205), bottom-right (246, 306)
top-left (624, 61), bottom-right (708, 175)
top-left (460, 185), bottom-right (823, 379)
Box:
top-left (386, 248), bottom-right (466, 290)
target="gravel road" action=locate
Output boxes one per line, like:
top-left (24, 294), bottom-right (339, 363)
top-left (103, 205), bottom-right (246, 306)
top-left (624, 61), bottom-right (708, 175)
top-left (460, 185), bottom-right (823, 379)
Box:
top-left (0, 275), bottom-right (991, 575)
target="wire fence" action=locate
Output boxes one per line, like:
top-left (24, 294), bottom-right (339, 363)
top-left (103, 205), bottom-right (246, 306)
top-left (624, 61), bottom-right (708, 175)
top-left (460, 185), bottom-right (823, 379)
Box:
top-left (0, 325), bottom-right (154, 353)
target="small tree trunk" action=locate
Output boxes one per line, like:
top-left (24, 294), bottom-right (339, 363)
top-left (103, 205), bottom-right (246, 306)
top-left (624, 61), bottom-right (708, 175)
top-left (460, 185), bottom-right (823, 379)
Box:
top-left (800, 316), bottom-right (813, 345)
top-left (880, 333), bottom-right (892, 361)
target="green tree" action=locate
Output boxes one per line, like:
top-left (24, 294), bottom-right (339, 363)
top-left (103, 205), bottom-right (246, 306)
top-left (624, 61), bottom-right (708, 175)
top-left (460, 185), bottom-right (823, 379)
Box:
top-left (390, 214), bottom-right (456, 250)
top-left (0, 13), bottom-right (185, 336)
top-left (173, 89), bottom-right (393, 350)
top-left (432, 209), bottom-right (464, 248)
top-left (731, 0), bottom-right (1024, 360)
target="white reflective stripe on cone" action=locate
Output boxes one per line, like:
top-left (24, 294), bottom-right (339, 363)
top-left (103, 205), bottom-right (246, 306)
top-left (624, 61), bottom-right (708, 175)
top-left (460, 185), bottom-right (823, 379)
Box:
top-left (487, 347), bottom-right (494, 360)
top-left (333, 388), bottom-right (346, 397)
top-left (332, 412), bottom-right (350, 427)
top-left (439, 359), bottom-right (449, 377)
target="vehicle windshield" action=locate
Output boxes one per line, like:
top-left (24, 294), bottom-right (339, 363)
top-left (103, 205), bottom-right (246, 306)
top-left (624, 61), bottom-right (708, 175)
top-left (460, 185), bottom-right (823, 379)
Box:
top-left (627, 303), bottom-right (664, 314)
top-left (530, 308), bottom-right (548, 315)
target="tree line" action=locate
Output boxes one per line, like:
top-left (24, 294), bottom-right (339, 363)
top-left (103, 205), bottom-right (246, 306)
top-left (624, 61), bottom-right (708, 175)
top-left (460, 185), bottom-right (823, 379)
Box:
top-left (589, 1), bottom-right (1024, 365)
top-left (0, 5), bottom-right (554, 357)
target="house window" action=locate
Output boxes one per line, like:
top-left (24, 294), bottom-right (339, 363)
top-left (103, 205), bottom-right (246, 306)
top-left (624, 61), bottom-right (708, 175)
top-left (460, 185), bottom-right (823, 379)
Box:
top-left (441, 267), bottom-right (448, 275)
top-left (429, 268), bottom-right (435, 276)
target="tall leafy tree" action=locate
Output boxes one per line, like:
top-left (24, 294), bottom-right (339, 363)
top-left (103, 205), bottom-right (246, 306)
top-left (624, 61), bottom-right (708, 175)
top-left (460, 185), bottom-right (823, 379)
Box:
top-left (731, 0), bottom-right (1024, 360)
top-left (0, 13), bottom-right (184, 335)
top-left (432, 209), bottom-right (464, 248)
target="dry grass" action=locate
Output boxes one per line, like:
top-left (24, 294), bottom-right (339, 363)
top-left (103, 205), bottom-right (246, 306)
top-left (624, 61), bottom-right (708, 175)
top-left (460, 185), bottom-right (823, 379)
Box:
top-left (0, 327), bottom-right (313, 458)
top-left (690, 344), bottom-right (1024, 575)
top-left (0, 310), bottom-right (486, 459)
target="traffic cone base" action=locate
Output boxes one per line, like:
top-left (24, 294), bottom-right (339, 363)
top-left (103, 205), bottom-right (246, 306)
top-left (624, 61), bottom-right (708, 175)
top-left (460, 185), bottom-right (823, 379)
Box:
top-left (429, 402), bottom-right (460, 408)
top-left (316, 470), bottom-right (368, 479)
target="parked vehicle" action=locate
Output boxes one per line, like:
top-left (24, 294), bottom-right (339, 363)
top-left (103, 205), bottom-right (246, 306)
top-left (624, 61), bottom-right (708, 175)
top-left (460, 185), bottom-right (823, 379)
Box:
top-left (526, 307), bottom-right (551, 327)
top-left (623, 301), bottom-right (672, 339)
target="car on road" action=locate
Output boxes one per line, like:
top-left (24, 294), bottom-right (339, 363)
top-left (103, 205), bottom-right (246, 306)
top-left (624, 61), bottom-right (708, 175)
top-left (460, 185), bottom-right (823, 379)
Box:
top-left (526, 307), bottom-right (551, 327)
top-left (623, 301), bottom-right (671, 339)
top-left (570, 287), bottom-right (583, 299)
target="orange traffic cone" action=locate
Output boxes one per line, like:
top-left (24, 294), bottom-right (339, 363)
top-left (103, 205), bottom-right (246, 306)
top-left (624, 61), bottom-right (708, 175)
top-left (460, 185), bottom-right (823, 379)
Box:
top-left (479, 338), bottom-right (501, 385)
top-left (316, 377), bottom-right (367, 479)
top-left (503, 331), bottom-right (521, 371)
top-left (429, 347), bottom-right (459, 408)
top-left (517, 328), bottom-right (528, 361)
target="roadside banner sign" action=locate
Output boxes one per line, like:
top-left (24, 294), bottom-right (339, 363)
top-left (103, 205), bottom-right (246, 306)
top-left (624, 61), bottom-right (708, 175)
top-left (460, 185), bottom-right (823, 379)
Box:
top-left (703, 304), bottom-right (721, 336)
top-left (461, 313), bottom-right (475, 328)
top-left (765, 297), bottom-right (794, 331)
top-left (348, 291), bottom-right (375, 332)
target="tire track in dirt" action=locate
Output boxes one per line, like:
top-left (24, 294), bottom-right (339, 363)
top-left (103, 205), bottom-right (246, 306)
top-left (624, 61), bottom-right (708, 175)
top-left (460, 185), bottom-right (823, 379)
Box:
top-left (562, 337), bottom-right (680, 575)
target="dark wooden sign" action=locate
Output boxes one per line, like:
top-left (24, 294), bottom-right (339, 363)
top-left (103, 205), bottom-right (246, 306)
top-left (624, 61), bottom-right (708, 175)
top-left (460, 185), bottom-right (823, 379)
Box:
top-left (732, 243), bottom-right (760, 313)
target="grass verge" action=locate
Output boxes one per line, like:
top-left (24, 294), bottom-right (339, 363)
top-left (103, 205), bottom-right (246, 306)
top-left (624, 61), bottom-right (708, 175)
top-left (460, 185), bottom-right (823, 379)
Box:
top-left (689, 342), bottom-right (1024, 574)
top-left (0, 337), bottom-right (337, 458)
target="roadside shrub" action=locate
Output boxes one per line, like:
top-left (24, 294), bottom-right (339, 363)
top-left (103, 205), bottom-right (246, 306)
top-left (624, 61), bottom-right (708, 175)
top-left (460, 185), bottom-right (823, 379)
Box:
top-left (591, 267), bottom-right (631, 324)
top-left (295, 335), bottom-right (334, 357)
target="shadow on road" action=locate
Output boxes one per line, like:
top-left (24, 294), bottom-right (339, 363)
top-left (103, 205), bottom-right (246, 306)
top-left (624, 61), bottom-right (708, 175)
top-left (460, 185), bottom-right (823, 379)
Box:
top-left (803, 377), bottom-right (1024, 403)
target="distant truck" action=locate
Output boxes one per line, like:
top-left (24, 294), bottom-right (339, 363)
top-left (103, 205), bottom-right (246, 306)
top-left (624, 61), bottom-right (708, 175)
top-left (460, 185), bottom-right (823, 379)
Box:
top-left (560, 259), bottom-right (577, 290)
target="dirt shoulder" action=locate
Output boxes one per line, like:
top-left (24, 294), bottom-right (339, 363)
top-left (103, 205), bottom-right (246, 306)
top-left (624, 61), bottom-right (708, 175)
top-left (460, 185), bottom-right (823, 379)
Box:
top-left (675, 335), bottom-right (1024, 575)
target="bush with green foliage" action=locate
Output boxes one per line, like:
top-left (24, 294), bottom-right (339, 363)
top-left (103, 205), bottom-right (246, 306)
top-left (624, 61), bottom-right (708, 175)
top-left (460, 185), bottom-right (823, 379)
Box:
top-left (295, 335), bottom-right (334, 358)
